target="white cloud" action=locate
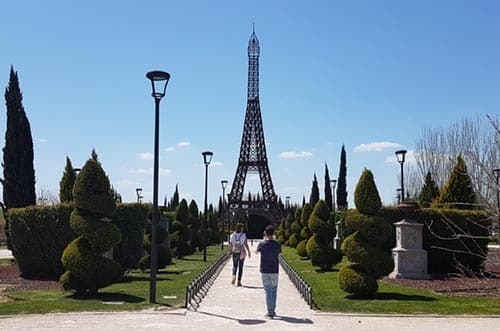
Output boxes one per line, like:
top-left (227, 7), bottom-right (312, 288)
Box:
top-left (129, 168), bottom-right (172, 175)
top-left (36, 138), bottom-right (48, 143)
top-left (176, 141), bottom-right (191, 147)
top-left (211, 161), bottom-right (224, 167)
top-left (384, 150), bottom-right (416, 164)
top-left (279, 151), bottom-right (313, 159)
top-left (354, 141), bottom-right (402, 152)
top-left (137, 152), bottom-right (154, 160)
top-left (165, 146), bottom-right (175, 152)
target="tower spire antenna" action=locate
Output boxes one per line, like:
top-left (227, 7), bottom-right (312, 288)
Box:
top-left (252, 22), bottom-right (255, 33)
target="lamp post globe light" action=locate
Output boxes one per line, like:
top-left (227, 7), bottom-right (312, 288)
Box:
top-left (221, 180), bottom-right (228, 250)
top-left (395, 150), bottom-right (407, 203)
top-left (146, 70), bottom-right (170, 304)
top-left (202, 151), bottom-right (213, 262)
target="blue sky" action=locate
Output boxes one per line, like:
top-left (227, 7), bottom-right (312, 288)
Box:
top-left (1, 0), bottom-right (499, 207)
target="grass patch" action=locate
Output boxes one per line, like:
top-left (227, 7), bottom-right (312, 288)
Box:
top-left (282, 246), bottom-right (500, 315)
top-left (0, 258), bottom-right (15, 265)
top-left (0, 245), bottom-right (224, 315)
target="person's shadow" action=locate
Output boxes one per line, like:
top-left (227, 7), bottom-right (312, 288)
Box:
top-left (193, 310), bottom-right (313, 325)
top-left (273, 315), bottom-right (313, 324)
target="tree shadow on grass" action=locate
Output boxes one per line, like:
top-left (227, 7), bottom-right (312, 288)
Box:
top-left (345, 292), bottom-right (436, 302)
top-left (68, 292), bottom-right (145, 303)
top-left (315, 268), bottom-right (339, 273)
top-left (121, 275), bottom-right (173, 282)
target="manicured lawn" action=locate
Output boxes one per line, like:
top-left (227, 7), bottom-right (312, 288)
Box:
top-left (0, 245), bottom-right (224, 315)
top-left (282, 246), bottom-right (500, 315)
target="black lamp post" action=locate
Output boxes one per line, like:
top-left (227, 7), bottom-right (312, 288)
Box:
top-left (146, 70), bottom-right (170, 304)
top-left (285, 196), bottom-right (291, 212)
top-left (202, 151), bottom-right (213, 262)
top-left (136, 188), bottom-right (143, 203)
top-left (221, 180), bottom-right (228, 250)
top-left (494, 168), bottom-right (500, 237)
top-left (395, 150), bottom-right (407, 203)
top-left (330, 179), bottom-right (337, 212)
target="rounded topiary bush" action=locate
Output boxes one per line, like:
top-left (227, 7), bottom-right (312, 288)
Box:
top-left (288, 233), bottom-right (299, 248)
top-left (339, 169), bottom-right (393, 298)
top-left (306, 200), bottom-right (341, 270)
top-left (60, 157), bottom-right (122, 294)
top-left (338, 263), bottom-right (378, 298)
top-left (139, 218), bottom-right (172, 271)
top-left (296, 239), bottom-right (308, 257)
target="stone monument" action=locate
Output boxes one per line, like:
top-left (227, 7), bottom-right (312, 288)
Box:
top-left (389, 204), bottom-right (430, 279)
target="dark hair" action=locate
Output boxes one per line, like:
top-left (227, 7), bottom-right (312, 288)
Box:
top-left (264, 225), bottom-right (275, 237)
top-left (235, 223), bottom-right (244, 233)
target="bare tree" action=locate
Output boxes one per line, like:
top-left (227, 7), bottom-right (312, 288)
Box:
top-left (36, 188), bottom-right (59, 206)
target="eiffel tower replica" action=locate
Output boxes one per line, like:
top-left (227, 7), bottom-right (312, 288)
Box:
top-left (228, 30), bottom-right (282, 229)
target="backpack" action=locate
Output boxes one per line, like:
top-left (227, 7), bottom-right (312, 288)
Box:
top-left (233, 233), bottom-right (244, 253)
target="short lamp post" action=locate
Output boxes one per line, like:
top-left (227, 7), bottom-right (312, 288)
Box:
top-left (136, 188), bottom-right (143, 203)
top-left (331, 179), bottom-right (341, 249)
top-left (285, 196), bottom-right (291, 212)
top-left (221, 180), bottom-right (228, 250)
top-left (396, 188), bottom-right (402, 205)
top-left (202, 151), bottom-right (213, 262)
top-left (395, 150), bottom-right (407, 203)
top-left (146, 70), bottom-right (171, 304)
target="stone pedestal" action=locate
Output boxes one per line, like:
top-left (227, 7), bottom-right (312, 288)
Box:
top-left (389, 218), bottom-right (430, 279)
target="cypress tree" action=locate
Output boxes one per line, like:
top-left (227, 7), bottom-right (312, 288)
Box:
top-left (435, 155), bottom-right (476, 209)
top-left (309, 173), bottom-right (319, 207)
top-left (59, 156), bottom-right (76, 202)
top-left (324, 163), bottom-right (333, 211)
top-left (337, 145), bottom-right (348, 210)
top-left (418, 171), bottom-right (440, 207)
top-left (2, 67), bottom-right (36, 208)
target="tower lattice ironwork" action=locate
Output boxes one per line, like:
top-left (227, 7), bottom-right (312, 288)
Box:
top-left (228, 31), bottom-right (282, 225)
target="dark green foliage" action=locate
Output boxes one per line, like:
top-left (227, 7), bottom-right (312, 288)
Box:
top-left (171, 199), bottom-right (192, 257)
top-left (354, 169), bottom-right (381, 215)
top-left (300, 203), bottom-right (313, 228)
top-left (338, 264), bottom-right (378, 298)
top-left (6, 205), bottom-right (76, 278)
top-left (380, 206), bottom-right (489, 273)
top-left (340, 172), bottom-right (393, 297)
top-left (435, 155), bottom-right (476, 209)
top-left (337, 145), bottom-right (348, 210)
top-left (139, 217), bottom-right (172, 271)
top-left (288, 233), bottom-right (300, 248)
top-left (309, 173), bottom-right (320, 207)
top-left (60, 157), bottom-right (122, 294)
top-left (188, 200), bottom-right (202, 251)
top-left (112, 203), bottom-right (149, 270)
top-left (296, 239), bottom-right (308, 257)
top-left (300, 227), bottom-right (312, 241)
top-left (306, 200), bottom-right (341, 270)
top-left (324, 163), bottom-right (333, 211)
top-left (2, 67), bottom-right (36, 209)
top-left (418, 171), bottom-right (440, 207)
top-left (59, 156), bottom-right (76, 203)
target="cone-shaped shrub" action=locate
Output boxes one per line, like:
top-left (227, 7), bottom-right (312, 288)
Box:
top-left (435, 155), bottom-right (476, 209)
top-left (138, 216), bottom-right (172, 271)
top-left (60, 157), bottom-right (122, 294)
top-left (339, 170), bottom-right (393, 298)
top-left (305, 200), bottom-right (341, 270)
top-left (418, 171), bottom-right (439, 207)
top-left (172, 199), bottom-right (192, 257)
top-left (354, 169), bottom-right (381, 215)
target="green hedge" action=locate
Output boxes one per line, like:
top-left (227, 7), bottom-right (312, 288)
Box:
top-left (6, 204), bottom-right (76, 278)
top-left (112, 203), bottom-right (149, 269)
top-left (380, 207), bottom-right (489, 274)
top-left (7, 203), bottom-right (148, 278)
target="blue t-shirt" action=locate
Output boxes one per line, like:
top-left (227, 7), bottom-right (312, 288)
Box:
top-left (257, 239), bottom-right (282, 274)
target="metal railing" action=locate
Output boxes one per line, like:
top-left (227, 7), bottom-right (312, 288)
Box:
top-left (279, 255), bottom-right (313, 309)
top-left (185, 252), bottom-right (229, 310)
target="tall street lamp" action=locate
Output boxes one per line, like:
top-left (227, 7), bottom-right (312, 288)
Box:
top-left (146, 70), bottom-right (170, 303)
top-left (330, 179), bottom-right (337, 212)
top-left (285, 196), bottom-right (291, 212)
top-left (202, 151), bottom-right (213, 262)
top-left (331, 179), bottom-right (341, 249)
top-left (136, 188), bottom-right (143, 203)
top-left (395, 150), bottom-right (407, 203)
top-left (494, 168), bottom-right (500, 238)
top-left (221, 180), bottom-right (228, 250)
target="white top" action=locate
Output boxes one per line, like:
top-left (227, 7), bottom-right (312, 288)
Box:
top-left (229, 232), bottom-right (247, 253)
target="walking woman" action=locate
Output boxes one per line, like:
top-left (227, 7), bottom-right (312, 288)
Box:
top-left (228, 223), bottom-right (251, 286)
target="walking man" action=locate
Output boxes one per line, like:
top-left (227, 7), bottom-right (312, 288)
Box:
top-left (256, 225), bottom-right (281, 319)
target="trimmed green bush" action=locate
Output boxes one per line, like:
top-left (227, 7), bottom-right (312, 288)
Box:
top-left (340, 170), bottom-right (393, 298)
top-left (138, 217), bottom-right (172, 271)
top-left (288, 233), bottom-right (299, 248)
top-left (354, 169), bottom-right (381, 215)
top-left (6, 204), bottom-right (75, 278)
top-left (435, 155), bottom-right (476, 209)
top-left (60, 157), bottom-right (122, 294)
top-left (296, 239), bottom-right (308, 257)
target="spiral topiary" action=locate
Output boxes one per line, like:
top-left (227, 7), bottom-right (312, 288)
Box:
top-left (171, 199), bottom-right (193, 258)
top-left (138, 215), bottom-right (172, 271)
top-left (305, 200), bottom-right (341, 270)
top-left (338, 169), bottom-right (394, 298)
top-left (60, 157), bottom-right (122, 295)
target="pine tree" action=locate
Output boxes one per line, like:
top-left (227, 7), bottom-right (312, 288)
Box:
top-left (435, 155), bottom-right (476, 209)
top-left (2, 67), bottom-right (36, 208)
top-left (169, 184), bottom-right (180, 211)
top-left (337, 145), bottom-right (348, 210)
top-left (324, 163), bottom-right (333, 211)
top-left (59, 156), bottom-right (76, 202)
top-left (418, 171), bottom-right (439, 207)
top-left (309, 173), bottom-right (320, 207)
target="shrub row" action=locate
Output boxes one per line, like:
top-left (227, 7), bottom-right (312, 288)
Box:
top-left (7, 203), bottom-right (148, 278)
